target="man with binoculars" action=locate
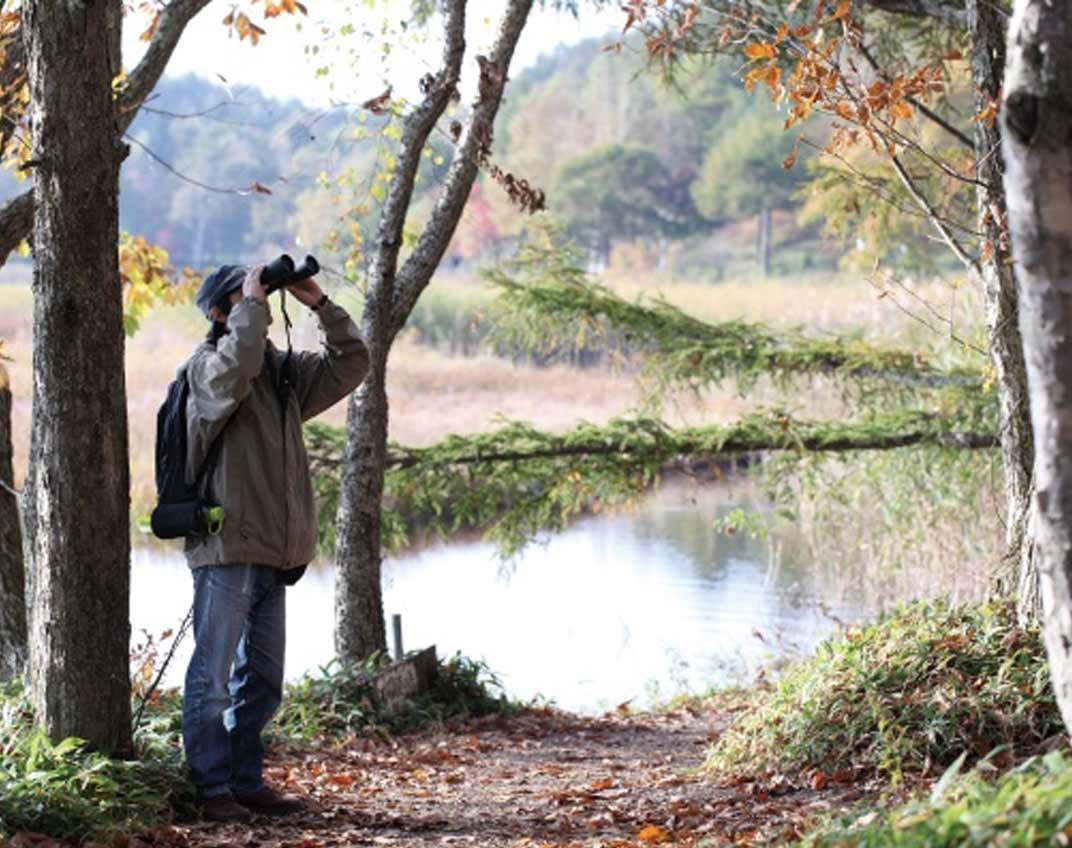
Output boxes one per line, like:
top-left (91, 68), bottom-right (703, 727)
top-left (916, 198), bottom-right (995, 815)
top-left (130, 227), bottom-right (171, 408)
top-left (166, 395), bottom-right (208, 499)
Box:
top-left (180, 259), bottom-right (368, 822)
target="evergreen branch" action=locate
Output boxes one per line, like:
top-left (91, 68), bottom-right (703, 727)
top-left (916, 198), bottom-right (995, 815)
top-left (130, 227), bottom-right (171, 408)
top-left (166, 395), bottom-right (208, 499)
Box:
top-left (307, 407), bottom-right (997, 556)
top-left (483, 242), bottom-right (985, 406)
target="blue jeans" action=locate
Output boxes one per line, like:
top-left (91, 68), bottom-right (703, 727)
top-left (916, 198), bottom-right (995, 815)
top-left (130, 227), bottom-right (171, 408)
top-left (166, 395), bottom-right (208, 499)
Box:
top-left (182, 564), bottom-right (286, 798)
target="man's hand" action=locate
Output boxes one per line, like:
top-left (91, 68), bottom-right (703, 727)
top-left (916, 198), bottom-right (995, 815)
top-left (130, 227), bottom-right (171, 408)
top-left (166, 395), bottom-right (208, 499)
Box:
top-left (243, 265), bottom-right (267, 302)
top-left (288, 277), bottom-right (324, 309)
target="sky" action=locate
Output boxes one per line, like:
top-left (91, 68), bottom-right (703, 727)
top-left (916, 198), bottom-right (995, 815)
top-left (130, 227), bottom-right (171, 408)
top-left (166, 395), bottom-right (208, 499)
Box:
top-left (122, 1), bottom-right (624, 107)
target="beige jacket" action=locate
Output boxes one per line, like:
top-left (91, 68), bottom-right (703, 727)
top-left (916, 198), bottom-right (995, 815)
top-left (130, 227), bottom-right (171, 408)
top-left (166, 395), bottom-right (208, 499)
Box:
top-left (181, 296), bottom-right (368, 571)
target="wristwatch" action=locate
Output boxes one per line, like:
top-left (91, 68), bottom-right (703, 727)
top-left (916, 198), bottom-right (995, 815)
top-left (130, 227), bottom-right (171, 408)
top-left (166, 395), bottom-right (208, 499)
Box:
top-left (312, 293), bottom-right (329, 311)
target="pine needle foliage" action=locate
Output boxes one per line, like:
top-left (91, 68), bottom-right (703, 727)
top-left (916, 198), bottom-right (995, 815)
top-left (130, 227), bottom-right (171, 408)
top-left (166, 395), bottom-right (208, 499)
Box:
top-left (307, 409), bottom-right (995, 556)
top-left (483, 242), bottom-right (985, 406)
top-left (707, 600), bottom-right (1062, 784)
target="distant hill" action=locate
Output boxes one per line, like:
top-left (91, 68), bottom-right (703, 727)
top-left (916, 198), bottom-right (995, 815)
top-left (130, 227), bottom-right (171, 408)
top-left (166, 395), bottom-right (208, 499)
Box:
top-left (0, 44), bottom-right (831, 279)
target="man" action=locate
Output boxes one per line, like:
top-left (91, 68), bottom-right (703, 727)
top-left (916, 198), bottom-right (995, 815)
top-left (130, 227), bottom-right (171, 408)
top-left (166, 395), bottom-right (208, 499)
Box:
top-left (181, 263), bottom-right (368, 823)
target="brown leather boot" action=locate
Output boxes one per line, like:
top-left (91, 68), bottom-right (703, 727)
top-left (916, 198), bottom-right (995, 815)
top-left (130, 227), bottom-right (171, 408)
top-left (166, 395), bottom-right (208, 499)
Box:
top-left (233, 784), bottom-right (307, 816)
top-left (201, 792), bottom-right (254, 823)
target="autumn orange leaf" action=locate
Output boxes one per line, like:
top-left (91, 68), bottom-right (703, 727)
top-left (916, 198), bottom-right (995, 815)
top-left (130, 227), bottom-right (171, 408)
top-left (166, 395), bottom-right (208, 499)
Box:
top-left (744, 41), bottom-right (777, 61)
top-left (832, 0), bottom-right (852, 20)
top-left (139, 11), bottom-right (161, 42)
top-left (637, 824), bottom-right (670, 844)
top-left (891, 99), bottom-right (913, 121)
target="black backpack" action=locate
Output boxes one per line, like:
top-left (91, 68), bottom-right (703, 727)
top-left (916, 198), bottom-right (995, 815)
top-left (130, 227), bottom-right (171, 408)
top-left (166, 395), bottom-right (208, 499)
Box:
top-left (149, 374), bottom-right (227, 540)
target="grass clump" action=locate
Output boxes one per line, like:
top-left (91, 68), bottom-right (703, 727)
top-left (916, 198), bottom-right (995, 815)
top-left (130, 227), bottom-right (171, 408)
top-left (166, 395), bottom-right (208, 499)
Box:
top-left (708, 600), bottom-right (1061, 781)
top-left (0, 680), bottom-right (189, 842)
top-left (274, 651), bottom-right (516, 741)
top-left (802, 751), bottom-right (1072, 846)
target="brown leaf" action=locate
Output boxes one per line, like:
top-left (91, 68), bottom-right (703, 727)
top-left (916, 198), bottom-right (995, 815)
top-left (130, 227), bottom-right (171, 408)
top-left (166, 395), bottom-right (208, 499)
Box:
top-left (251, 181), bottom-right (272, 195)
top-left (638, 824), bottom-right (670, 844)
top-left (362, 87), bottom-right (393, 115)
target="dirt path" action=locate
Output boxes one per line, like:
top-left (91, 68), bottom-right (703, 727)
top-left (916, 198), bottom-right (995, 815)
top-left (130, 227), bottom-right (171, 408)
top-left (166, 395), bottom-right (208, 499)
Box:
top-left (152, 702), bottom-right (875, 848)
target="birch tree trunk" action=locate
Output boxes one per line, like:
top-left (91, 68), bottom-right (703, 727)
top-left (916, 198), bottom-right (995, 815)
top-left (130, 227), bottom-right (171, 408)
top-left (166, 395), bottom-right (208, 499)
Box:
top-left (967, 0), bottom-right (1038, 620)
top-left (335, 0), bottom-right (534, 662)
top-left (23, 0), bottom-right (133, 754)
top-left (0, 363), bottom-right (25, 681)
top-left (1003, 0), bottom-right (1072, 735)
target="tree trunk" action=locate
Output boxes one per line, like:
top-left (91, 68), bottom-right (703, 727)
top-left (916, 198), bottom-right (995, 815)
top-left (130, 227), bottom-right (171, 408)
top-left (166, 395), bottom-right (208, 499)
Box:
top-left (0, 363), bottom-right (26, 681)
top-left (23, 0), bottom-right (132, 754)
top-left (334, 352), bottom-right (390, 660)
top-left (968, 0), bottom-right (1037, 620)
top-left (757, 204), bottom-right (773, 277)
top-left (333, 0), bottom-right (534, 662)
top-left (1003, 0), bottom-right (1072, 737)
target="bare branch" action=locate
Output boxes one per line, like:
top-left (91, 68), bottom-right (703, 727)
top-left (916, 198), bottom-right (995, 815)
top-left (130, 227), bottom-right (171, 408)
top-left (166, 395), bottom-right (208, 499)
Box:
top-left (392, 0), bottom-right (535, 332)
top-left (124, 134), bottom-right (274, 195)
top-left (116, 0), bottom-right (215, 134)
top-left (857, 42), bottom-right (975, 150)
top-left (0, 191), bottom-right (31, 270)
top-left (0, 0), bottom-right (213, 270)
top-left (363, 0), bottom-right (467, 340)
top-left (890, 153), bottom-right (983, 277)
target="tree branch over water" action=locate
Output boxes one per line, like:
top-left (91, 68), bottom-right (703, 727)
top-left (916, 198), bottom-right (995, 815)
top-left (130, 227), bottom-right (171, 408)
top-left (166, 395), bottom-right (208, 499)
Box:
top-left (307, 411), bottom-right (997, 556)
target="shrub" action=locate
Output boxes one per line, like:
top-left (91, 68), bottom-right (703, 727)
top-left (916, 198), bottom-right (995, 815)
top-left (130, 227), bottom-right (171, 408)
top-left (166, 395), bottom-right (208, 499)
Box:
top-left (274, 651), bottom-right (516, 741)
top-left (0, 680), bottom-right (188, 842)
top-left (707, 600), bottom-right (1062, 781)
top-left (801, 751), bottom-right (1072, 847)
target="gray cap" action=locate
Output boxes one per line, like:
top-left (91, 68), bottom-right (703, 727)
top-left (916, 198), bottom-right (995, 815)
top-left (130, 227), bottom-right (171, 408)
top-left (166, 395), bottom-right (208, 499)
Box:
top-left (195, 264), bottom-right (247, 320)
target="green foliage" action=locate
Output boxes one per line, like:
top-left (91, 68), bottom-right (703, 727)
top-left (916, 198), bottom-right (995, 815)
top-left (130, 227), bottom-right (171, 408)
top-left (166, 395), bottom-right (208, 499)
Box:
top-left (484, 240), bottom-right (987, 409)
top-left (0, 680), bottom-right (189, 842)
top-left (692, 104), bottom-right (806, 219)
top-left (707, 600), bottom-right (1062, 783)
top-left (404, 282), bottom-right (491, 354)
top-left (308, 408), bottom-right (995, 557)
top-left (554, 143), bottom-right (706, 256)
top-left (801, 752), bottom-right (1072, 847)
top-left (274, 653), bottom-right (515, 741)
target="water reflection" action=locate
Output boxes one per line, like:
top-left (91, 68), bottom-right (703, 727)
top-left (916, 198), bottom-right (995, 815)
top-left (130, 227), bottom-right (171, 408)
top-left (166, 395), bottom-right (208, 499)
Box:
top-left (131, 480), bottom-right (865, 713)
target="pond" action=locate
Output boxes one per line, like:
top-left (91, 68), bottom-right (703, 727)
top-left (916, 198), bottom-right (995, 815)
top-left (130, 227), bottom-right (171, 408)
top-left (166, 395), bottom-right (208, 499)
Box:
top-left (131, 480), bottom-right (866, 713)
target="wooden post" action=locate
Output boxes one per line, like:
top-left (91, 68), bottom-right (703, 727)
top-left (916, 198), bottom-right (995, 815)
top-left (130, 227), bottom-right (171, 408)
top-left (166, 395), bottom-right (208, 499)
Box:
top-left (392, 613), bottom-right (403, 662)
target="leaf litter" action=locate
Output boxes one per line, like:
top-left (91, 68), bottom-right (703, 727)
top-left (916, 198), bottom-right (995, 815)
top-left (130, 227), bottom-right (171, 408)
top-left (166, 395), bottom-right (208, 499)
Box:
top-left (89, 697), bottom-right (893, 848)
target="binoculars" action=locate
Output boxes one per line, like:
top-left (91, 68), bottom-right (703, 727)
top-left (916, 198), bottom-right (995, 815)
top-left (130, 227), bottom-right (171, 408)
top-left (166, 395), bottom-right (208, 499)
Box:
top-left (262, 254), bottom-right (320, 295)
